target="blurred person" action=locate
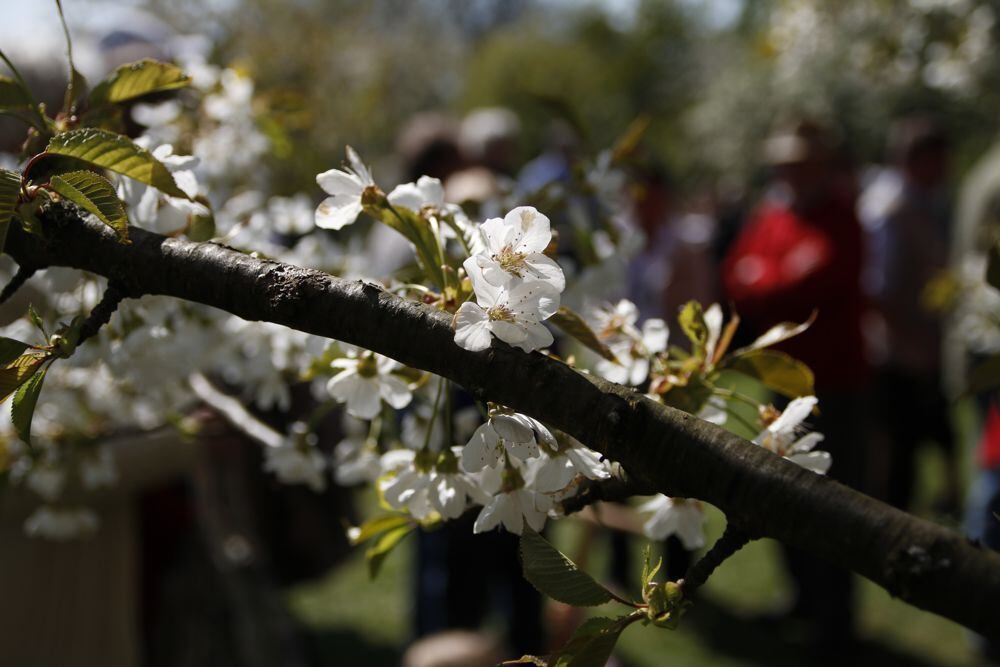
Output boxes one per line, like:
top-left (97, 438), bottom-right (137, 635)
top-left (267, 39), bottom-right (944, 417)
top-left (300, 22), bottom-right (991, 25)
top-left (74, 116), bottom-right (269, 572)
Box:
top-left (367, 113), bottom-right (465, 278)
top-left (722, 120), bottom-right (870, 651)
top-left (459, 107), bottom-right (521, 178)
top-left (866, 116), bottom-right (959, 514)
top-left (517, 120), bottom-right (579, 196)
top-left (447, 107), bottom-right (522, 219)
top-left (624, 162), bottom-right (719, 322)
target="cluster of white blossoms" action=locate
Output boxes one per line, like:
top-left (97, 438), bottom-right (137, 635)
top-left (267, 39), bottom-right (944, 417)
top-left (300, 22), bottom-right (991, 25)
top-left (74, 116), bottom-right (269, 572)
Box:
top-left (592, 299), bottom-right (669, 386)
top-left (302, 150), bottom-right (610, 534)
top-left (454, 207), bottom-right (564, 353)
top-left (581, 297), bottom-right (830, 546)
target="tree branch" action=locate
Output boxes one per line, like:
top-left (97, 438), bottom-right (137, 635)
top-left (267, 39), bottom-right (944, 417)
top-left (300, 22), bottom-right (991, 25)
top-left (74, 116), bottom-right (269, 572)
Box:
top-left (8, 207), bottom-right (1000, 638)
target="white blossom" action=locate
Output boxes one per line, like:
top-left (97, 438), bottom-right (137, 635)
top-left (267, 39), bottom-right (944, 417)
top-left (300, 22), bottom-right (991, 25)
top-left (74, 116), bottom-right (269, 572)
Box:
top-left (638, 495), bottom-right (705, 549)
top-left (753, 396), bottom-right (831, 474)
top-left (533, 443), bottom-right (611, 494)
top-left (596, 318), bottom-right (668, 386)
top-left (326, 350), bottom-right (413, 420)
top-left (24, 506), bottom-right (99, 541)
top-left (471, 206), bottom-right (565, 291)
top-left (473, 488), bottom-right (550, 534)
top-left (264, 427), bottom-right (327, 492)
top-left (378, 450), bottom-right (435, 520)
top-left (118, 141), bottom-right (207, 234)
top-left (333, 435), bottom-right (381, 486)
top-left (592, 299), bottom-right (642, 341)
top-left (26, 464), bottom-right (66, 502)
top-left (388, 175), bottom-right (446, 212)
top-left (315, 146), bottom-right (375, 230)
top-left (461, 410), bottom-right (554, 472)
top-left (454, 274), bottom-right (558, 353)
top-left (472, 460), bottom-right (553, 534)
top-left (80, 446), bottom-right (118, 490)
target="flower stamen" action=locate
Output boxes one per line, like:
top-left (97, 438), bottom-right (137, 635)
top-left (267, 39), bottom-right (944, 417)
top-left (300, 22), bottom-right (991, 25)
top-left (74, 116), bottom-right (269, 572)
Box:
top-left (494, 245), bottom-right (527, 277)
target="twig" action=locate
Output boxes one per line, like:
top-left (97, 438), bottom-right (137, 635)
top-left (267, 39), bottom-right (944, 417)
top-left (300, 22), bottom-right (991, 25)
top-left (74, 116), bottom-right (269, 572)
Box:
top-left (0, 265), bottom-right (36, 305)
top-left (76, 281), bottom-right (126, 345)
top-left (189, 373), bottom-right (284, 449)
top-left (680, 523), bottom-right (753, 596)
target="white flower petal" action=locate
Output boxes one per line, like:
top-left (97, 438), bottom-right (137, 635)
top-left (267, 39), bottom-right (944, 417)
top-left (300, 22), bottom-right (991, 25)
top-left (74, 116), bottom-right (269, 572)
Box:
top-left (454, 303), bottom-right (493, 351)
top-left (316, 169), bottom-right (364, 196)
top-left (642, 319), bottom-right (669, 354)
top-left (315, 196), bottom-right (363, 230)
top-left (522, 253), bottom-right (566, 292)
top-left (499, 494), bottom-right (525, 534)
top-left (787, 451), bottom-right (832, 475)
top-left (473, 495), bottom-right (504, 533)
top-left (462, 423), bottom-right (502, 472)
top-left (506, 206), bottom-right (551, 253)
top-left (378, 375), bottom-right (413, 409)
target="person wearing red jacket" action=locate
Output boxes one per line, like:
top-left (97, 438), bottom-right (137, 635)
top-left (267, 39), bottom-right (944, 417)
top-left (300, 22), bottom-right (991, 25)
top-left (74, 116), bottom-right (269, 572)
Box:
top-left (722, 120), bottom-right (871, 652)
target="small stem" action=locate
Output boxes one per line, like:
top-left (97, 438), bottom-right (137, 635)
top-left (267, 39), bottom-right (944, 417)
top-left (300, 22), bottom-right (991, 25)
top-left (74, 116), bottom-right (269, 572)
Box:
top-left (420, 376), bottom-right (446, 452)
top-left (21, 152), bottom-right (49, 184)
top-left (0, 265), bottom-right (36, 305)
top-left (712, 385), bottom-right (761, 410)
top-left (443, 379), bottom-right (454, 448)
top-left (77, 281), bottom-right (127, 345)
top-left (680, 523), bottom-right (753, 596)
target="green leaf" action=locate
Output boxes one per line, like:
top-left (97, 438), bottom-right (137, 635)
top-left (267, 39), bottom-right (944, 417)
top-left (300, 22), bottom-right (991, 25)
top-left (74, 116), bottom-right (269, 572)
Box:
top-left (27, 304), bottom-right (46, 338)
top-left (47, 129), bottom-right (189, 199)
top-left (376, 204), bottom-right (446, 289)
top-left (349, 513), bottom-right (412, 545)
top-left (520, 527), bottom-right (615, 606)
top-left (987, 239), bottom-right (1000, 291)
top-left (50, 170), bottom-right (129, 242)
top-left (555, 616), bottom-right (629, 667)
top-left (0, 168), bottom-right (19, 255)
top-left (549, 307), bottom-right (618, 362)
top-left (88, 59), bottom-right (191, 108)
top-left (726, 349), bottom-right (815, 398)
top-left (968, 352), bottom-right (1000, 395)
top-left (0, 76), bottom-right (33, 111)
top-left (366, 524), bottom-right (412, 579)
top-left (11, 367), bottom-right (46, 444)
top-left (0, 353), bottom-right (46, 403)
top-left (0, 338), bottom-right (30, 366)
top-left (678, 301), bottom-right (708, 354)
top-left (504, 617), bottom-right (631, 667)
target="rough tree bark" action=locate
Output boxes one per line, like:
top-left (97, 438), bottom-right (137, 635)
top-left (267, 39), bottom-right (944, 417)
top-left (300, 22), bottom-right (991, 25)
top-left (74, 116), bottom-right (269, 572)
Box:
top-left (8, 206), bottom-right (1000, 638)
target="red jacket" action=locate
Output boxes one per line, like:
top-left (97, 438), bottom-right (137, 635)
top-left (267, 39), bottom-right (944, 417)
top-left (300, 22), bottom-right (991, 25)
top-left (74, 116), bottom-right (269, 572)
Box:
top-left (722, 194), bottom-right (870, 391)
top-left (981, 401), bottom-right (1000, 470)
